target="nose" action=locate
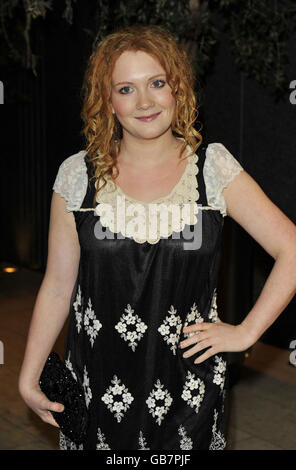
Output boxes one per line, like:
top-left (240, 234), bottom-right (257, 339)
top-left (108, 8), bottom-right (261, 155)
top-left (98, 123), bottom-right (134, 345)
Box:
top-left (136, 89), bottom-right (155, 110)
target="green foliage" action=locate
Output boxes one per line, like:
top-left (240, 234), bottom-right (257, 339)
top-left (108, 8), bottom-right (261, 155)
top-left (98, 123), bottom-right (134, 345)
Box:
top-left (88, 0), bottom-right (218, 89)
top-left (0, 0), bottom-right (295, 99)
top-left (210, 0), bottom-right (296, 99)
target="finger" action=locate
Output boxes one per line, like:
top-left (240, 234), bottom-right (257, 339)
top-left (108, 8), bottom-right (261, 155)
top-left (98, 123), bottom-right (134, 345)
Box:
top-left (194, 347), bottom-right (217, 364)
top-left (183, 322), bottom-right (211, 334)
top-left (40, 410), bottom-right (60, 428)
top-left (182, 339), bottom-right (212, 358)
top-left (179, 332), bottom-right (209, 349)
top-left (42, 400), bottom-right (65, 413)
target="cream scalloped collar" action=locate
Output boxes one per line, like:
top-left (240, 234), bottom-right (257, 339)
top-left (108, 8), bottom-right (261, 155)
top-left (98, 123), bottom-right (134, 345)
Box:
top-left (94, 141), bottom-right (199, 244)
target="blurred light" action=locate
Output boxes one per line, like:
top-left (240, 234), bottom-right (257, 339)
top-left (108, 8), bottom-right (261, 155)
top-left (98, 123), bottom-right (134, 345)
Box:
top-left (244, 352), bottom-right (250, 358)
top-left (2, 266), bottom-right (19, 273)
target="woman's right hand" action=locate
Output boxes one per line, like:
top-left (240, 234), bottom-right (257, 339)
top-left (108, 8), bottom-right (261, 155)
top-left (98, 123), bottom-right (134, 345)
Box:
top-left (19, 383), bottom-right (65, 428)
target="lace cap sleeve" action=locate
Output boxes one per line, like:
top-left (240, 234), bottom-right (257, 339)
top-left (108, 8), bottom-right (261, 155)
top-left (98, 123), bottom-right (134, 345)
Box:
top-left (52, 150), bottom-right (88, 212)
top-left (203, 142), bottom-right (244, 217)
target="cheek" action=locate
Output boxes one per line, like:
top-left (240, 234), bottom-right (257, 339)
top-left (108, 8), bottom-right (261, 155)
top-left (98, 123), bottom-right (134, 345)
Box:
top-left (159, 90), bottom-right (176, 109)
top-left (111, 94), bottom-right (134, 117)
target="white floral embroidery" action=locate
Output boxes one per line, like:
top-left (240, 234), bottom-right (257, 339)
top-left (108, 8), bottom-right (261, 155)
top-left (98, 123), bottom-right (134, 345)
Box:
top-left (83, 297), bottom-right (102, 347)
top-left (59, 431), bottom-right (84, 450)
top-left (146, 379), bottom-right (173, 425)
top-left (209, 409), bottom-right (226, 450)
top-left (183, 302), bottom-right (204, 339)
top-left (73, 285), bottom-right (83, 334)
top-left (59, 431), bottom-right (67, 450)
top-left (213, 355), bottom-right (227, 390)
top-left (178, 424), bottom-right (193, 450)
top-left (181, 370), bottom-right (205, 414)
top-left (101, 375), bottom-right (134, 423)
top-left (158, 305), bottom-right (183, 355)
top-left (138, 431), bottom-right (150, 450)
top-left (96, 427), bottom-right (111, 450)
top-left (114, 304), bottom-right (148, 351)
top-left (208, 288), bottom-right (218, 322)
top-left (64, 350), bottom-right (77, 381)
top-left (82, 365), bottom-right (92, 408)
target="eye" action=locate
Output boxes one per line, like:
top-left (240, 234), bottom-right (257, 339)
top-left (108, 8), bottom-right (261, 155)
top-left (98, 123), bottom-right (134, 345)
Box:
top-left (119, 86), bottom-right (132, 94)
top-left (151, 79), bottom-right (165, 88)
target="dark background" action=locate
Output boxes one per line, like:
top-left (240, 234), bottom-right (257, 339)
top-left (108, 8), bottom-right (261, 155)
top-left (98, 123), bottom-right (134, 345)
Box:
top-left (1, 3), bottom-right (295, 353)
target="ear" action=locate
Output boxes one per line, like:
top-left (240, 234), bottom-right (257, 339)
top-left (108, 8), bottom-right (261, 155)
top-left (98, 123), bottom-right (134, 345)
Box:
top-left (110, 102), bottom-right (115, 114)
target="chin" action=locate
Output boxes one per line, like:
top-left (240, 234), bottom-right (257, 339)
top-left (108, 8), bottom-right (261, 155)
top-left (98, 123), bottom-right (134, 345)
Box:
top-left (137, 130), bottom-right (170, 140)
top-left (138, 124), bottom-right (172, 137)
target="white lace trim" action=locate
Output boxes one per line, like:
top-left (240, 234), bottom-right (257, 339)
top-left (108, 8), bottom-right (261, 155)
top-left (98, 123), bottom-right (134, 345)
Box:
top-left (94, 143), bottom-right (199, 244)
top-left (52, 150), bottom-right (87, 212)
top-left (204, 143), bottom-right (244, 217)
top-left (52, 142), bottom-right (244, 237)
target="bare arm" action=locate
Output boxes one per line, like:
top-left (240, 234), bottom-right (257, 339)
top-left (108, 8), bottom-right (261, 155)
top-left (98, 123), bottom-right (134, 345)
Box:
top-left (223, 169), bottom-right (296, 341)
top-left (18, 191), bottom-right (80, 392)
top-left (180, 169), bottom-right (296, 364)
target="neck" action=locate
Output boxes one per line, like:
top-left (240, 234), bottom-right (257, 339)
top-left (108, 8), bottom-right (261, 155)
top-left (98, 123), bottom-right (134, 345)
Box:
top-left (117, 131), bottom-right (184, 169)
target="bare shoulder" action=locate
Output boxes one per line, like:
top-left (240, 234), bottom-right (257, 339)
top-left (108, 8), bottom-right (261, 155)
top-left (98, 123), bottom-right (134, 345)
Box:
top-left (222, 170), bottom-right (296, 260)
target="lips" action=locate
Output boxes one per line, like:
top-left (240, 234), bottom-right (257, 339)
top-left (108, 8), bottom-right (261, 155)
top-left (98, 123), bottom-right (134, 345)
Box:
top-left (135, 112), bottom-right (161, 121)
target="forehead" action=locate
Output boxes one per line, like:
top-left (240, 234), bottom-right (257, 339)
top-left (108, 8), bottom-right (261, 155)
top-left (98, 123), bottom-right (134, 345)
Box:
top-left (111, 50), bottom-right (165, 79)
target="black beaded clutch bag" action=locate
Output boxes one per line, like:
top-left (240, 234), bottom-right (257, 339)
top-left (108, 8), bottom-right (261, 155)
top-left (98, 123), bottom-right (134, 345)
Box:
top-left (39, 352), bottom-right (88, 445)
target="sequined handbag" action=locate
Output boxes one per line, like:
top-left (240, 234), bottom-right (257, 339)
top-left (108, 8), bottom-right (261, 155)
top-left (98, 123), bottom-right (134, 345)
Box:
top-left (39, 351), bottom-right (88, 445)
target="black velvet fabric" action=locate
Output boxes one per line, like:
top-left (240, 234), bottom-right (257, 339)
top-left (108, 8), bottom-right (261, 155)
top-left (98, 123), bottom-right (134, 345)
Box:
top-left (62, 144), bottom-right (229, 450)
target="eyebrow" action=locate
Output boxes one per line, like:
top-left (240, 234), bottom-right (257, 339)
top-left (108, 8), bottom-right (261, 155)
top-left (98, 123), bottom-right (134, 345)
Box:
top-left (113, 73), bottom-right (166, 86)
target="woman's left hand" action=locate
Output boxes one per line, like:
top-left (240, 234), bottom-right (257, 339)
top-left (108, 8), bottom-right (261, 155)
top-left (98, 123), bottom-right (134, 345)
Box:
top-left (178, 319), bottom-right (256, 364)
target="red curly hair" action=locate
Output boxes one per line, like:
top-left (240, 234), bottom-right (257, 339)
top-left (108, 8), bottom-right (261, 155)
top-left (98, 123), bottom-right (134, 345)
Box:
top-left (80, 24), bottom-right (203, 208)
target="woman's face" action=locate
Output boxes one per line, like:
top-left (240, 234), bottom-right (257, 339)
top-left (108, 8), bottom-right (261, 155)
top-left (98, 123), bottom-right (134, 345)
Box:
top-left (110, 50), bottom-right (176, 140)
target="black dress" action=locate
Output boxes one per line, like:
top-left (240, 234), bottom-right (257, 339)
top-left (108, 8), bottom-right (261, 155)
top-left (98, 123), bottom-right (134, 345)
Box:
top-left (53, 141), bottom-right (244, 450)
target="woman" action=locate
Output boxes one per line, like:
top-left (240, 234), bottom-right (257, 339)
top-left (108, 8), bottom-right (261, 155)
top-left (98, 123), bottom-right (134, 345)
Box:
top-left (18, 24), bottom-right (296, 450)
